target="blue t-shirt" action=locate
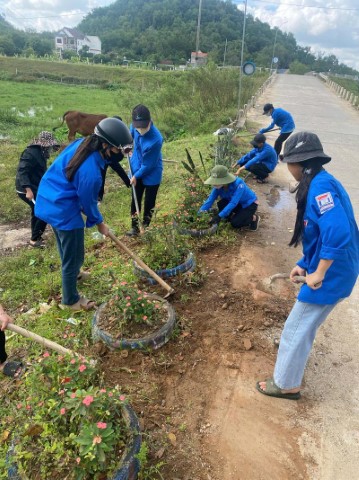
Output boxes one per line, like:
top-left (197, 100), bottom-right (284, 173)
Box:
top-left (296, 170), bottom-right (359, 304)
top-left (129, 123), bottom-right (163, 185)
top-left (237, 143), bottom-right (278, 172)
top-left (199, 177), bottom-right (257, 218)
top-left (260, 108), bottom-right (295, 134)
top-left (35, 139), bottom-right (104, 230)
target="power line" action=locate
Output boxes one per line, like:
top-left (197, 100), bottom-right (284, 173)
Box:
top-left (249, 0), bottom-right (359, 12)
top-left (3, 12), bottom-right (88, 20)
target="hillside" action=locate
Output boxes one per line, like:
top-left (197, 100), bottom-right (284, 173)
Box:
top-left (78, 0), bottom-right (358, 74)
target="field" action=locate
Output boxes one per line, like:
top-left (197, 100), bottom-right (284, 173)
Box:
top-left (0, 58), bottom-right (277, 479)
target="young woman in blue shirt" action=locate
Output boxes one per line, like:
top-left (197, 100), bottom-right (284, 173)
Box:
top-left (35, 118), bottom-right (132, 311)
top-left (257, 132), bottom-right (359, 400)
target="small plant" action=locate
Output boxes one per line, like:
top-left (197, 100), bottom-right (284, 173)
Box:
top-left (213, 129), bottom-right (240, 168)
top-left (139, 220), bottom-right (189, 271)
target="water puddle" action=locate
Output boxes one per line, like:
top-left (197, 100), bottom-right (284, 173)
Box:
top-left (11, 105), bottom-right (53, 117)
top-left (265, 185), bottom-right (294, 210)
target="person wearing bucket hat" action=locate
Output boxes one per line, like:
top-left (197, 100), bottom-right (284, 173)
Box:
top-left (259, 103), bottom-right (295, 158)
top-left (257, 132), bottom-right (359, 401)
top-left (234, 133), bottom-right (278, 183)
top-left (15, 131), bottom-right (60, 247)
top-left (35, 118), bottom-right (133, 311)
top-left (199, 165), bottom-right (260, 231)
top-left (126, 104), bottom-right (163, 236)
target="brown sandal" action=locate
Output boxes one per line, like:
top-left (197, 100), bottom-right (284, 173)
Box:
top-left (64, 297), bottom-right (96, 312)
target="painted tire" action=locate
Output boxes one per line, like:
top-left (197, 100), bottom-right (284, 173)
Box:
top-left (92, 293), bottom-right (176, 351)
top-left (133, 252), bottom-right (195, 285)
top-left (173, 220), bottom-right (218, 238)
top-left (7, 403), bottom-right (141, 480)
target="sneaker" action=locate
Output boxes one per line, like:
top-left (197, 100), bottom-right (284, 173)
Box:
top-left (279, 154), bottom-right (284, 161)
top-left (256, 178), bottom-right (268, 184)
top-left (250, 215), bottom-right (260, 231)
top-left (126, 227), bottom-right (140, 237)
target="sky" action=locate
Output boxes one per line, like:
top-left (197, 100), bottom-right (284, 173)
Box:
top-left (0, 0), bottom-right (358, 71)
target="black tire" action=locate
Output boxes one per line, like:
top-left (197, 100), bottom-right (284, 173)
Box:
top-left (133, 252), bottom-right (195, 285)
top-left (173, 220), bottom-right (218, 237)
top-left (92, 293), bottom-right (176, 351)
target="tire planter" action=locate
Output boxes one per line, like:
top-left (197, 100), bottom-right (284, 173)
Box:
top-left (133, 252), bottom-right (196, 285)
top-left (7, 403), bottom-right (142, 480)
top-left (92, 293), bottom-right (176, 351)
top-left (173, 220), bottom-right (218, 238)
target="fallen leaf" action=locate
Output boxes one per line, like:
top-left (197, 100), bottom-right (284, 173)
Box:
top-left (1, 430), bottom-right (10, 443)
top-left (155, 447), bottom-right (165, 459)
top-left (23, 424), bottom-right (44, 437)
top-left (29, 259), bottom-right (36, 266)
top-left (167, 432), bottom-right (177, 446)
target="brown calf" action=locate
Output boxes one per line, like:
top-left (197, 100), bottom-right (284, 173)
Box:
top-left (53, 110), bottom-right (107, 142)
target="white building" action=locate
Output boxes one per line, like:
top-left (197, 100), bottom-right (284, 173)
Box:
top-left (55, 28), bottom-right (101, 56)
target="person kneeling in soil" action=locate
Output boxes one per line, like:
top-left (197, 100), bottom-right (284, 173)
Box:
top-left (199, 165), bottom-right (260, 231)
top-left (35, 118), bottom-right (133, 311)
top-left (0, 304), bottom-right (24, 378)
top-left (15, 131), bottom-right (60, 248)
top-left (256, 132), bottom-right (359, 401)
top-left (234, 133), bottom-right (277, 183)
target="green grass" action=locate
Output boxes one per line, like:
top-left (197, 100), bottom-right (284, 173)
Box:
top-left (329, 76), bottom-right (359, 96)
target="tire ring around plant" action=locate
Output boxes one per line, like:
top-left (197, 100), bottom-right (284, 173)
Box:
top-left (6, 403), bottom-right (141, 480)
top-left (173, 220), bottom-right (218, 237)
top-left (133, 252), bottom-right (196, 285)
top-left (92, 293), bottom-right (176, 351)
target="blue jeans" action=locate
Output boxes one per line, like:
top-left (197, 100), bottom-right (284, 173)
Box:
top-left (274, 300), bottom-right (338, 390)
top-left (53, 228), bottom-right (84, 306)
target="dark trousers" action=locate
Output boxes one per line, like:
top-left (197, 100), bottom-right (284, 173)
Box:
top-left (274, 132), bottom-right (292, 156)
top-left (53, 228), bottom-right (84, 305)
top-left (0, 330), bottom-right (7, 364)
top-left (247, 163), bottom-right (272, 180)
top-left (218, 199), bottom-right (257, 229)
top-left (98, 165), bottom-right (108, 202)
top-left (18, 193), bottom-right (47, 241)
top-left (131, 179), bottom-right (160, 227)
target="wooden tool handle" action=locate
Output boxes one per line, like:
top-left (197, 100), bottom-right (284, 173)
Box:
top-left (7, 324), bottom-right (76, 356)
top-left (108, 231), bottom-right (175, 295)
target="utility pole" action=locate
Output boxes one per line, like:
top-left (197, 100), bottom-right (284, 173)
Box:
top-left (195, 0), bottom-right (203, 59)
top-left (236, 0), bottom-right (248, 121)
top-left (270, 19), bottom-right (287, 72)
top-left (223, 38), bottom-right (228, 67)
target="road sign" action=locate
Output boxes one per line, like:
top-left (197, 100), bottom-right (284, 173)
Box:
top-left (272, 57), bottom-right (279, 64)
top-left (243, 61), bottom-right (256, 76)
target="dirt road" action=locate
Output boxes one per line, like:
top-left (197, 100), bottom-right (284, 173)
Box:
top-left (203, 74), bottom-right (359, 480)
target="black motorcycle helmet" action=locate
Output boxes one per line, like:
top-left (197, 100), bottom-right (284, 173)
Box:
top-left (94, 117), bottom-right (132, 149)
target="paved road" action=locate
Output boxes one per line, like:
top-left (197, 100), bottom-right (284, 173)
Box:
top-left (261, 74), bottom-right (359, 480)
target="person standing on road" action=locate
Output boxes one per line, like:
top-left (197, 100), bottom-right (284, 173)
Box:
top-left (259, 103), bottom-right (295, 158)
top-left (126, 104), bottom-right (163, 237)
top-left (256, 132), bottom-right (359, 400)
top-left (199, 165), bottom-right (260, 231)
top-left (15, 131), bottom-right (60, 248)
top-left (234, 133), bottom-right (278, 183)
top-left (35, 118), bottom-right (133, 311)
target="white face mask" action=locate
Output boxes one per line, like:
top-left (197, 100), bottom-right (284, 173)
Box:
top-left (265, 111), bottom-right (271, 116)
top-left (213, 185), bottom-right (223, 189)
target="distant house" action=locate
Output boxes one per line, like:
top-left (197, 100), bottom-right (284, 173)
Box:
top-left (55, 28), bottom-right (101, 56)
top-left (190, 50), bottom-right (208, 67)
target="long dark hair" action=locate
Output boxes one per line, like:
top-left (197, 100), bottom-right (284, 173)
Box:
top-left (289, 158), bottom-right (324, 247)
top-left (65, 135), bottom-right (104, 181)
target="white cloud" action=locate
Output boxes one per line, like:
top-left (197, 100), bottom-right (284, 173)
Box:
top-left (244, 0), bottom-right (359, 70)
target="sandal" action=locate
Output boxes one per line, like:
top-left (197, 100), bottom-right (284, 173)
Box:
top-left (256, 378), bottom-right (301, 400)
top-left (3, 361), bottom-right (26, 378)
top-left (65, 296), bottom-right (96, 312)
top-left (77, 271), bottom-right (91, 282)
top-left (29, 239), bottom-right (45, 248)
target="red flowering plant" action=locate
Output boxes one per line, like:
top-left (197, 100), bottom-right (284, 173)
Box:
top-left (97, 282), bottom-right (166, 338)
top-left (2, 353), bottom-right (130, 480)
